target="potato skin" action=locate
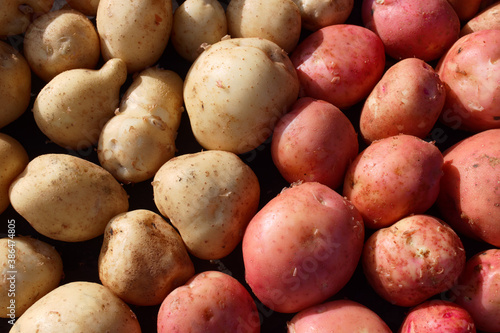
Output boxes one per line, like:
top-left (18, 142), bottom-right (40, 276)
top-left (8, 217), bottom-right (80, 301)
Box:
top-left (291, 0), bottom-right (354, 31)
top-left (362, 215), bottom-right (466, 307)
top-left (242, 182), bottom-right (364, 313)
top-left (66, 0), bottom-right (100, 16)
top-left (0, 0), bottom-right (54, 36)
top-left (461, 2), bottom-right (500, 36)
top-left (446, 0), bottom-right (482, 21)
top-left (0, 133), bottom-right (28, 214)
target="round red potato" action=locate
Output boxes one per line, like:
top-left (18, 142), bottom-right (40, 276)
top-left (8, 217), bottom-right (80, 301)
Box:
top-left (399, 300), bottom-right (476, 333)
top-left (437, 129), bottom-right (500, 247)
top-left (287, 299), bottom-right (392, 333)
top-left (157, 271), bottom-right (260, 333)
top-left (242, 181), bottom-right (365, 313)
top-left (271, 97), bottom-right (359, 190)
top-left (360, 57), bottom-right (446, 144)
top-left (451, 249), bottom-right (500, 332)
top-left (343, 134), bottom-right (444, 229)
top-left (362, 0), bottom-right (460, 61)
top-left (362, 214), bottom-right (466, 307)
top-left (436, 29), bottom-right (500, 132)
top-left (290, 24), bottom-right (385, 109)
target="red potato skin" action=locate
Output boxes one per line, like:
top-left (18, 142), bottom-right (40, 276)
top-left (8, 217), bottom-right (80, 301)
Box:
top-left (271, 97), bottom-right (359, 190)
top-left (461, 2), bottom-right (500, 36)
top-left (446, 0), bottom-right (482, 21)
top-left (437, 129), bottom-right (500, 247)
top-left (362, 215), bottom-right (466, 307)
top-left (343, 134), bottom-right (444, 229)
top-left (290, 24), bottom-right (385, 109)
top-left (399, 300), bottom-right (476, 333)
top-left (242, 182), bottom-right (365, 314)
top-left (362, 0), bottom-right (460, 61)
top-left (451, 249), bottom-right (500, 332)
top-left (157, 271), bottom-right (260, 333)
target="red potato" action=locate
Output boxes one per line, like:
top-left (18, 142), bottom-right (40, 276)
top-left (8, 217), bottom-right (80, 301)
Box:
top-left (399, 300), bottom-right (476, 333)
top-left (287, 299), bottom-right (392, 333)
top-left (157, 271), bottom-right (260, 333)
top-left (362, 215), bottom-right (466, 307)
top-left (343, 134), bottom-right (444, 229)
top-left (271, 97), bottom-right (359, 190)
top-left (360, 57), bottom-right (446, 144)
top-left (446, 0), bottom-right (482, 21)
top-left (461, 2), bottom-right (500, 36)
top-left (436, 29), bottom-right (500, 132)
top-left (451, 249), bottom-right (500, 332)
top-left (437, 129), bottom-right (500, 247)
top-left (290, 24), bottom-right (385, 109)
top-left (242, 181), bottom-right (365, 314)
top-left (362, 0), bottom-right (460, 61)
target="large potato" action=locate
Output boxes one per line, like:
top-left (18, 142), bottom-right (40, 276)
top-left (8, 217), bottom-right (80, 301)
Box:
top-left (9, 281), bottom-right (141, 333)
top-left (0, 0), bottom-right (53, 36)
top-left (242, 181), bottom-right (364, 313)
top-left (461, 2), bottom-right (500, 35)
top-left (183, 37), bottom-right (299, 154)
top-left (0, 133), bottom-right (28, 214)
top-left (9, 153), bottom-right (129, 242)
top-left (98, 67), bottom-right (184, 184)
top-left (152, 150), bottom-right (260, 259)
top-left (98, 209), bottom-right (195, 306)
top-left (291, 0), bottom-right (354, 31)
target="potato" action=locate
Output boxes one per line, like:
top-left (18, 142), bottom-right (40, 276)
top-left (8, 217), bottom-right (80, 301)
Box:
top-left (183, 37), bottom-right (299, 154)
top-left (291, 0), bottom-right (354, 31)
top-left (0, 133), bottom-right (28, 214)
top-left (226, 0), bottom-right (302, 53)
top-left (360, 58), bottom-right (446, 144)
top-left (171, 0), bottom-right (228, 62)
top-left (362, 0), bottom-right (460, 61)
top-left (362, 215), bottom-right (466, 307)
top-left (290, 24), bottom-right (385, 109)
top-left (23, 9), bottom-right (100, 82)
top-left (437, 129), bottom-right (500, 247)
top-left (343, 134), bottom-right (444, 229)
top-left (65, 0), bottom-right (100, 16)
top-left (242, 182), bottom-right (364, 313)
top-left (461, 1), bottom-right (500, 36)
top-left (271, 97), bottom-right (359, 190)
top-left (0, 0), bottom-right (53, 36)
top-left (98, 209), bottom-right (195, 306)
top-left (157, 271), bottom-right (260, 333)
top-left (9, 153), bottom-right (129, 242)
top-left (451, 249), bottom-right (500, 332)
top-left (98, 67), bottom-right (184, 184)
top-left (0, 41), bottom-right (31, 129)
top-left (446, 0), bottom-right (482, 21)
top-left (399, 300), bottom-right (476, 333)
top-left (436, 29), bottom-right (500, 132)
top-left (9, 281), bottom-right (141, 332)
top-left (32, 58), bottom-right (127, 151)
top-left (152, 150), bottom-right (260, 260)
top-left (96, 0), bottom-right (173, 73)
top-left (287, 299), bottom-right (392, 333)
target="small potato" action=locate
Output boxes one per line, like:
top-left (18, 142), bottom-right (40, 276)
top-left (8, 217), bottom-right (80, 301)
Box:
top-left (291, 0), bottom-right (354, 31)
top-left (9, 281), bottom-right (141, 333)
top-left (0, 0), bottom-right (53, 36)
top-left (98, 209), bottom-right (195, 306)
top-left (226, 0), bottom-right (302, 53)
top-left (171, 0), bottom-right (228, 62)
top-left (9, 153), bottom-right (129, 242)
top-left (0, 41), bottom-right (31, 129)
top-left (343, 134), bottom-right (444, 229)
top-left (446, 0), bottom-right (482, 21)
top-left (157, 271), bottom-right (260, 333)
top-left (461, 2), bottom-right (500, 36)
top-left (0, 133), bottom-right (28, 214)
top-left (360, 57), bottom-right (446, 144)
top-left (66, 0), bottom-right (100, 16)
top-left (362, 215), bottom-right (466, 307)
top-left (287, 299), bottom-right (392, 333)
top-left (23, 9), bottom-right (101, 82)
top-left (152, 150), bottom-right (260, 260)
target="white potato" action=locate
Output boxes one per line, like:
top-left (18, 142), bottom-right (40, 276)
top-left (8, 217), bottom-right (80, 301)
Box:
top-left (0, 0), bottom-right (54, 36)
top-left (0, 133), bottom-right (28, 214)
top-left (291, 0), bottom-right (354, 31)
top-left (66, 0), bottom-right (100, 16)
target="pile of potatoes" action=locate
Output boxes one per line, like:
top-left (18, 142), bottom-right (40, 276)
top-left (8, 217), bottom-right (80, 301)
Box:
top-left (1, 0), bottom-right (500, 332)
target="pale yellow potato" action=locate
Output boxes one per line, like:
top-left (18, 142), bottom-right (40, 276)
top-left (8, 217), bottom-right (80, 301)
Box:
top-left (9, 281), bottom-right (141, 332)
top-left (152, 150), bottom-right (261, 260)
top-left (183, 37), bottom-right (300, 154)
top-left (32, 58), bottom-right (127, 151)
top-left (0, 134), bottom-right (28, 214)
top-left (66, 0), bottom-right (100, 16)
top-left (0, 41), bottom-right (31, 129)
top-left (23, 9), bottom-right (100, 82)
top-left (226, 0), bottom-right (302, 53)
top-left (171, 0), bottom-right (228, 62)
top-left (291, 0), bottom-right (354, 31)
top-left (461, 1), bottom-right (500, 36)
top-left (0, 0), bottom-right (54, 36)
top-left (98, 67), bottom-right (184, 184)
top-left (96, 0), bottom-right (173, 73)
top-left (98, 209), bottom-right (195, 306)
top-left (9, 153), bottom-right (129, 242)
top-left (0, 236), bottom-right (63, 318)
